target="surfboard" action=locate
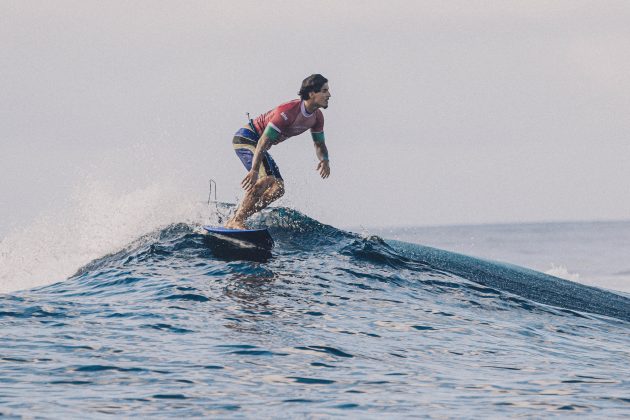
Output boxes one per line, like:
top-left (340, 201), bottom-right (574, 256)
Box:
top-left (202, 226), bottom-right (274, 250)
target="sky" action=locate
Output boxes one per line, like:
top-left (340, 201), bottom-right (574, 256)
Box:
top-left (2, 0), bottom-right (630, 238)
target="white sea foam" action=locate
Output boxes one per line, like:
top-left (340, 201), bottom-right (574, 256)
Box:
top-left (0, 178), bottom-right (214, 294)
top-left (545, 264), bottom-right (580, 282)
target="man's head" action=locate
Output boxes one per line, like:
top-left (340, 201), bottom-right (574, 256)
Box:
top-left (299, 74), bottom-right (330, 109)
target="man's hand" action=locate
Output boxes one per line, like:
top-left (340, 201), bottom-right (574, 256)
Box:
top-left (241, 170), bottom-right (259, 191)
top-left (317, 160), bottom-right (330, 179)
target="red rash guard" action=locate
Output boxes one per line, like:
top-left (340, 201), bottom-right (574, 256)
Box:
top-left (253, 99), bottom-right (325, 145)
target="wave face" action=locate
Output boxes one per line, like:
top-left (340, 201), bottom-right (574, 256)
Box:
top-left (1, 208), bottom-right (629, 417)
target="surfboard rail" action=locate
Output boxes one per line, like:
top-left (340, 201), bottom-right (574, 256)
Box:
top-left (202, 226), bottom-right (274, 250)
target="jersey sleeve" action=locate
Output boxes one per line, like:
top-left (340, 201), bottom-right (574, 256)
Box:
top-left (310, 110), bottom-right (325, 142)
top-left (266, 102), bottom-right (295, 135)
top-left (311, 110), bottom-right (324, 132)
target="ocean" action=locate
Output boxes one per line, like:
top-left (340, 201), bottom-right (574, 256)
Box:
top-left (1, 208), bottom-right (629, 418)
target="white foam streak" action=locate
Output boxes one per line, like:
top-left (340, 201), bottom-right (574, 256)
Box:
top-left (0, 179), bottom-right (212, 294)
top-left (545, 264), bottom-right (580, 282)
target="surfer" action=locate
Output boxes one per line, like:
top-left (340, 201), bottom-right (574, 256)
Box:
top-left (225, 74), bottom-right (331, 229)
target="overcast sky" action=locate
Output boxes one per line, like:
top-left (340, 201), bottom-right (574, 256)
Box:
top-left (2, 0), bottom-right (630, 238)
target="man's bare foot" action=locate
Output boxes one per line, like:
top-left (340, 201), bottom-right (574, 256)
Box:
top-left (224, 219), bottom-right (247, 229)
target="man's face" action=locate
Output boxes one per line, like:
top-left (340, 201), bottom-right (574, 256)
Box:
top-left (311, 83), bottom-right (331, 109)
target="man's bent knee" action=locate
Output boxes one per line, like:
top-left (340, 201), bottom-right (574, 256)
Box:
top-left (252, 176), bottom-right (275, 193)
top-left (271, 179), bottom-right (285, 198)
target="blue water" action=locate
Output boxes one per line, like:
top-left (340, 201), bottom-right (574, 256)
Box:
top-left (368, 220), bottom-right (630, 294)
top-left (1, 208), bottom-right (629, 417)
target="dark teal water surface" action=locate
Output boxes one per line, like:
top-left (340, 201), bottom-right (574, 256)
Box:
top-left (1, 209), bottom-right (629, 417)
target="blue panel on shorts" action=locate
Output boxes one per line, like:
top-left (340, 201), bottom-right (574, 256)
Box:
top-left (234, 127), bottom-right (259, 142)
top-left (235, 147), bottom-right (283, 180)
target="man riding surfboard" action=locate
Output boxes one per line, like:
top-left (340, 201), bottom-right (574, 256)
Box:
top-left (225, 74), bottom-right (331, 229)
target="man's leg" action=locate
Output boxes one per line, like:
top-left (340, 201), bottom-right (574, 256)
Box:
top-left (225, 176), bottom-right (280, 229)
top-left (254, 178), bottom-right (284, 212)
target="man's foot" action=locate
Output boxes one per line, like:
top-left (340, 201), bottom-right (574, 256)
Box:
top-left (224, 219), bottom-right (247, 230)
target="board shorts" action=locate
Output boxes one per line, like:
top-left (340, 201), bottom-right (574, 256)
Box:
top-left (232, 124), bottom-right (283, 180)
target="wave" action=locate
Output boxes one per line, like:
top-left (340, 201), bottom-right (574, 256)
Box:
top-left (3, 207), bottom-right (629, 418)
top-left (44, 207), bottom-right (628, 323)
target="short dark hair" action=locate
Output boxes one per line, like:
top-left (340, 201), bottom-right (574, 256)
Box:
top-left (298, 74), bottom-right (328, 100)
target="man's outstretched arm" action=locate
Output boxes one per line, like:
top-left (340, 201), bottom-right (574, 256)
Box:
top-left (313, 140), bottom-right (330, 179)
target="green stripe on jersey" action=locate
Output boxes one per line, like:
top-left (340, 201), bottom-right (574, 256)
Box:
top-left (264, 125), bottom-right (280, 141)
top-left (311, 132), bottom-right (325, 143)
